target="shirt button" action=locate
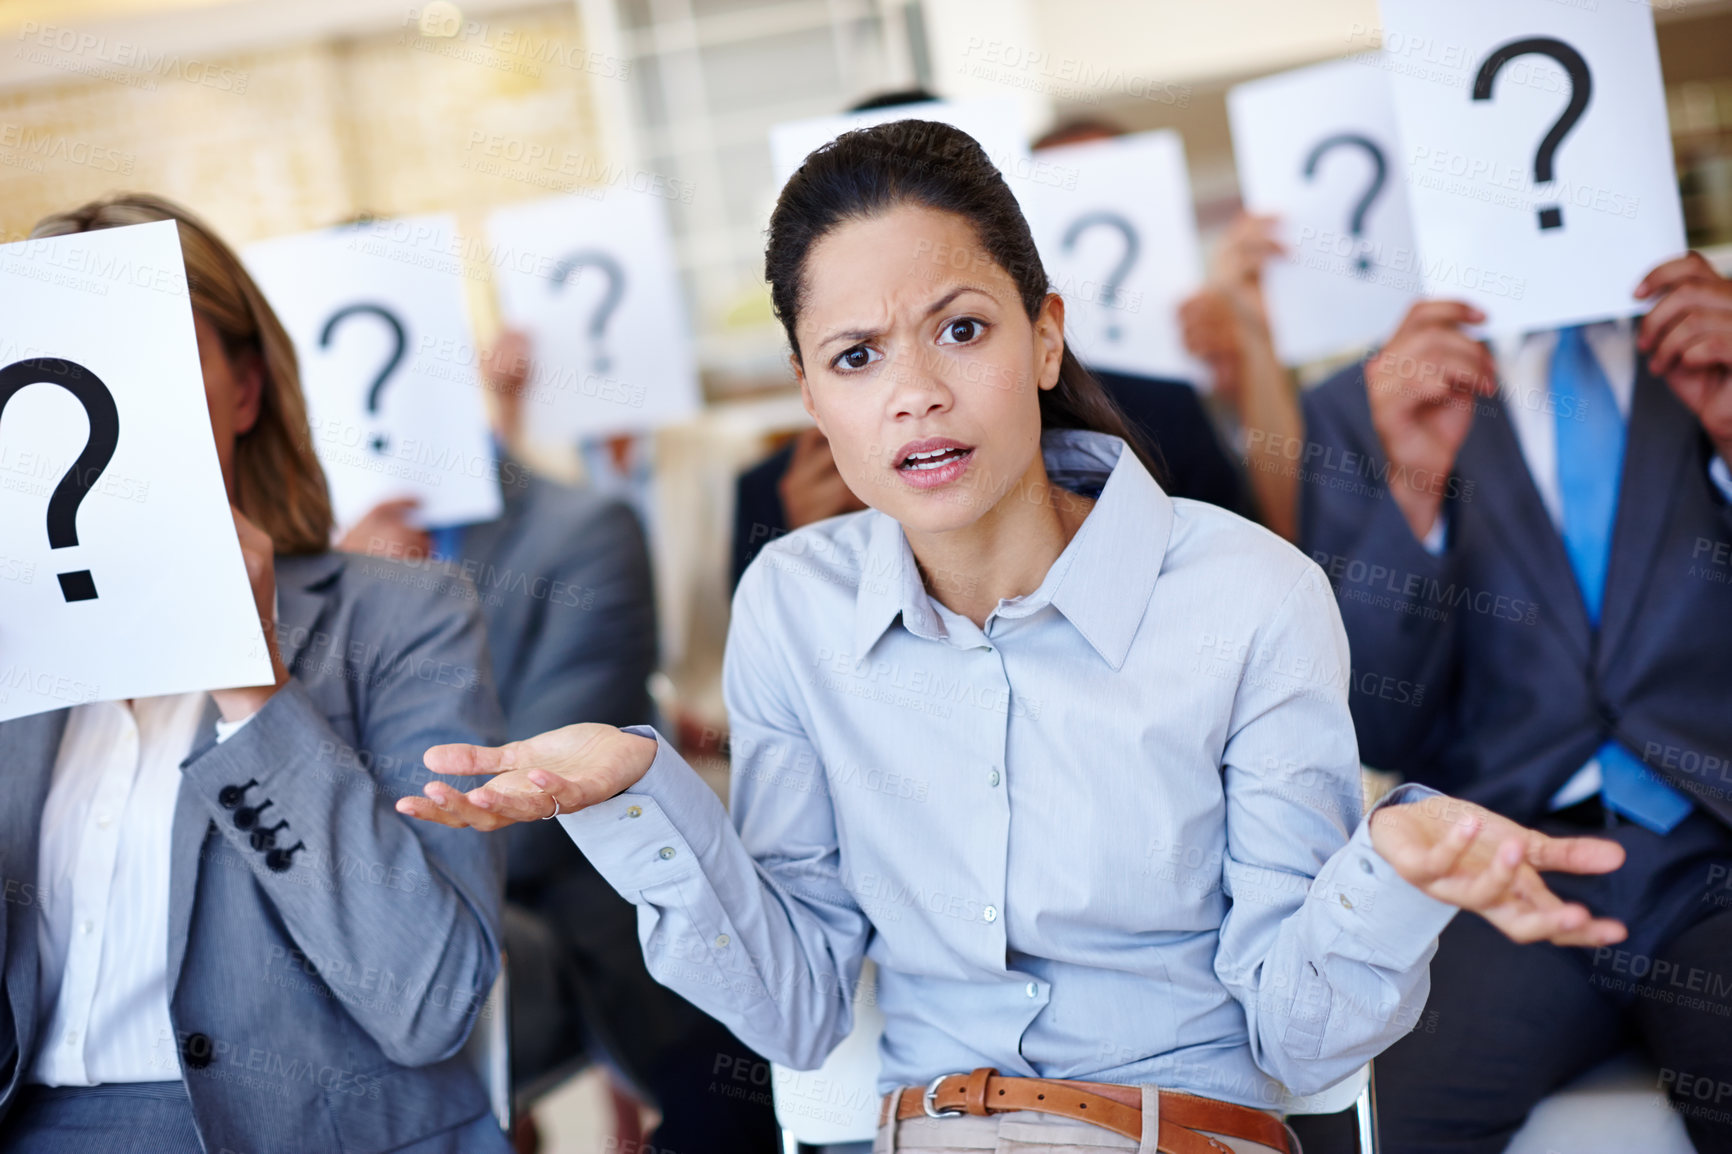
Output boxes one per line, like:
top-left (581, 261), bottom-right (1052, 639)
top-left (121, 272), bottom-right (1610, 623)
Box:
top-left (95, 814), bottom-right (112, 829)
top-left (658, 846), bottom-right (676, 860)
top-left (988, 769), bottom-right (1001, 787)
top-left (80, 920), bottom-right (94, 935)
top-left (64, 1030), bottom-right (78, 1046)
top-left (715, 934), bottom-right (730, 948)
top-left (626, 805), bottom-right (643, 818)
top-left (983, 905), bottom-right (998, 923)
top-left (1339, 893), bottom-right (1355, 910)
top-left (1025, 981), bottom-right (1038, 998)
top-left (1358, 857), bottom-right (1374, 875)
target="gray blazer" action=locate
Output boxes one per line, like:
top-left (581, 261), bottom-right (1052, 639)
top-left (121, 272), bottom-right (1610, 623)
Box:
top-left (0, 552), bottom-right (511, 1154)
top-left (1299, 362), bottom-right (1732, 831)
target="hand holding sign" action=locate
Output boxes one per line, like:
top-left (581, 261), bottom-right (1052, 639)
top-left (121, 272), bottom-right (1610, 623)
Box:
top-left (1636, 252), bottom-right (1732, 466)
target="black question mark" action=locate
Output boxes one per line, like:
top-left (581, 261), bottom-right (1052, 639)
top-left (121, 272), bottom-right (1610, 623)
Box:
top-left (318, 303), bottom-right (407, 454)
top-left (1472, 37), bottom-right (1592, 232)
top-left (0, 358), bottom-right (119, 602)
top-left (1061, 212), bottom-right (1141, 342)
top-left (550, 251), bottom-right (626, 373)
top-left (1302, 133), bottom-right (1387, 275)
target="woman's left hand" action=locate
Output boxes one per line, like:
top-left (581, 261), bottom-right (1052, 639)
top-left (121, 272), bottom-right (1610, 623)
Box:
top-left (1369, 794), bottom-right (1628, 947)
top-left (211, 505), bottom-right (290, 723)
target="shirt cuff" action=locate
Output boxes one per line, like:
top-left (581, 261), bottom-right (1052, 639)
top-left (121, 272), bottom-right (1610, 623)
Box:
top-left (557, 725), bottom-right (719, 899)
top-left (213, 712), bottom-right (254, 744)
top-left (1315, 782), bottom-right (1458, 970)
top-left (1710, 455), bottom-right (1732, 504)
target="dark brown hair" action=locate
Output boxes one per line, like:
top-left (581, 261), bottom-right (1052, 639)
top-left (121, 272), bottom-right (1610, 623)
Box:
top-left (764, 119), bottom-right (1162, 480)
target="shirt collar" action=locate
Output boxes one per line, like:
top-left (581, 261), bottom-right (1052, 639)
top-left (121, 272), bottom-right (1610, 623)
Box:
top-left (1490, 317), bottom-right (1636, 421)
top-left (851, 429), bottom-right (1173, 669)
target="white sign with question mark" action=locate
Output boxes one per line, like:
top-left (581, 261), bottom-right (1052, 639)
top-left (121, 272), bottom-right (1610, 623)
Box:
top-left (0, 220), bottom-right (272, 722)
top-left (1378, 0), bottom-right (1684, 334)
top-left (1023, 130), bottom-right (1207, 387)
top-left (1229, 55), bottom-right (1422, 367)
top-left (486, 191), bottom-right (699, 442)
top-left (243, 215), bottom-right (502, 531)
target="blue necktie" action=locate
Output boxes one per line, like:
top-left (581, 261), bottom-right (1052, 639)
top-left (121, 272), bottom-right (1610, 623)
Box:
top-left (429, 525), bottom-right (464, 563)
top-left (1551, 326), bottom-right (1692, 834)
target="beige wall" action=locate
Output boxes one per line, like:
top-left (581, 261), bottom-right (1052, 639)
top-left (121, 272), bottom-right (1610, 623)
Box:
top-left (0, 5), bottom-right (604, 255)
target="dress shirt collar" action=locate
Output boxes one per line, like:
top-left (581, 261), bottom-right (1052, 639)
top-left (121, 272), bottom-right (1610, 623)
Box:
top-left (1488, 317), bottom-right (1636, 417)
top-left (852, 429), bottom-right (1172, 670)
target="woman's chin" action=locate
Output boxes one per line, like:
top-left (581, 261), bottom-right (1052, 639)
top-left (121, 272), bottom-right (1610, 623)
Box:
top-left (879, 486), bottom-right (997, 537)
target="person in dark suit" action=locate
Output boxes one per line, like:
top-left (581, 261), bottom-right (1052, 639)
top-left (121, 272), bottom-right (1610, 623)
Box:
top-left (1298, 253), bottom-right (1732, 1153)
top-left (0, 194), bottom-right (509, 1154)
top-left (341, 332), bottom-right (778, 1152)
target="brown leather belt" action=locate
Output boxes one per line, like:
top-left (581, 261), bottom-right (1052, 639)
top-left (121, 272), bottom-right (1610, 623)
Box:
top-left (884, 1068), bottom-right (1292, 1154)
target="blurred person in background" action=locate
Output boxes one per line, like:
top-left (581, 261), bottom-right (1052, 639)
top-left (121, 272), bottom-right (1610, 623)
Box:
top-left (1298, 258), bottom-right (1732, 1153)
top-left (732, 109), bottom-right (1248, 587)
top-left (402, 122), bottom-right (1634, 1154)
top-left (339, 333), bottom-right (779, 1153)
top-left (1177, 213), bottom-right (1304, 541)
top-left (0, 193), bottom-right (508, 1154)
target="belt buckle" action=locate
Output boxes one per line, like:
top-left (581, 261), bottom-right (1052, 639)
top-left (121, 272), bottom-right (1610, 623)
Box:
top-left (923, 1074), bottom-right (963, 1119)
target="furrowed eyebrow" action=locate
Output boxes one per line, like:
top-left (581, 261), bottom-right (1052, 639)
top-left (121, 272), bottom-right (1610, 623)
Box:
top-left (816, 285), bottom-right (996, 353)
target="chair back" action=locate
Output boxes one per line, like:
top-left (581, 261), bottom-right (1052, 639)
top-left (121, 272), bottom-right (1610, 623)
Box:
top-left (771, 960), bottom-right (885, 1145)
top-left (461, 965), bottom-right (512, 1130)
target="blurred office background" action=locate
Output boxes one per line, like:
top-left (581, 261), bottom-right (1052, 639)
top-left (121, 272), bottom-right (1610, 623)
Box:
top-left (1, 3), bottom-right (1728, 1139)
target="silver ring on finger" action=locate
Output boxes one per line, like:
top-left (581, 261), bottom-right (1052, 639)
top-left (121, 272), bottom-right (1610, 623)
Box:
top-left (539, 793), bottom-right (566, 821)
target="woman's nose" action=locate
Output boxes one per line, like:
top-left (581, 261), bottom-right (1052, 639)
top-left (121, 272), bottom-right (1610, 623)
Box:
top-left (886, 352), bottom-right (952, 419)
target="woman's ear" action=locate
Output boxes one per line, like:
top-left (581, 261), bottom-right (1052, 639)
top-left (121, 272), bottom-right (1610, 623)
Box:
top-left (793, 352), bottom-right (826, 436)
top-left (1034, 292), bottom-right (1067, 392)
top-left (230, 346), bottom-right (266, 437)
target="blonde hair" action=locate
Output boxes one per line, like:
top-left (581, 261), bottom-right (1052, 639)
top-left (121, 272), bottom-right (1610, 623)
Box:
top-left (31, 193), bottom-right (333, 554)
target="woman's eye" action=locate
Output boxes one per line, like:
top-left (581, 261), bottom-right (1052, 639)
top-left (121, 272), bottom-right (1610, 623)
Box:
top-left (938, 318), bottom-right (983, 345)
top-left (834, 345), bottom-right (880, 371)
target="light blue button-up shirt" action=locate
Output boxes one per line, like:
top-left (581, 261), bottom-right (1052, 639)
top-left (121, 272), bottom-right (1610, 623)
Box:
top-left (562, 429), bottom-right (1456, 1108)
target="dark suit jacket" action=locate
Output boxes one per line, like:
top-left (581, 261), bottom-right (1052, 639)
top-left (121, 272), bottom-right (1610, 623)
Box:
top-left (731, 371), bottom-right (1244, 587)
top-left (1299, 362), bottom-right (1732, 833)
top-left (0, 553), bottom-right (509, 1154)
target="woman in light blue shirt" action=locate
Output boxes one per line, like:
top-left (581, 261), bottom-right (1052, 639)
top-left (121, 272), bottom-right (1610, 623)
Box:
top-left (401, 122), bottom-right (1627, 1152)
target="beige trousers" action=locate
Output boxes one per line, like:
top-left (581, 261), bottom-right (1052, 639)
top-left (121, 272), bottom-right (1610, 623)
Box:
top-left (871, 1086), bottom-right (1288, 1154)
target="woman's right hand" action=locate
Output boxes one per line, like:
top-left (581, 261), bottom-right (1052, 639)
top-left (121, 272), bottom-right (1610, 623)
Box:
top-left (396, 723), bottom-right (659, 831)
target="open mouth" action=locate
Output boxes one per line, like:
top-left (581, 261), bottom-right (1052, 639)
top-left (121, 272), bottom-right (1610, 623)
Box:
top-left (898, 445), bottom-right (974, 471)
top-left (892, 438), bottom-right (976, 490)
